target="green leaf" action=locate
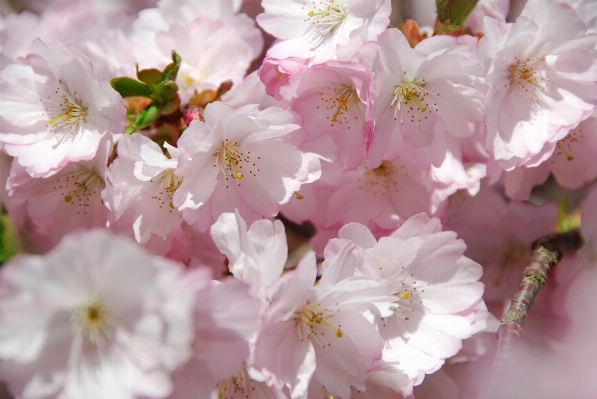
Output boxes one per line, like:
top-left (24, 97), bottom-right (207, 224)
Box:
top-left (161, 50), bottom-right (182, 82)
top-left (134, 105), bottom-right (162, 130)
top-left (0, 213), bottom-right (19, 265)
top-left (152, 81), bottom-right (179, 104)
top-left (436, 0), bottom-right (479, 26)
top-left (137, 68), bottom-right (163, 88)
top-left (110, 77), bottom-right (153, 98)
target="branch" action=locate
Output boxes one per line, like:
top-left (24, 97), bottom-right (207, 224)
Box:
top-left (478, 229), bottom-right (582, 399)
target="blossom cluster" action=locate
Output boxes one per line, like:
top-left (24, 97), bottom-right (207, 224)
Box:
top-left (0, 0), bottom-right (596, 398)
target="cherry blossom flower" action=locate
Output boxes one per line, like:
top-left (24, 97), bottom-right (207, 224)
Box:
top-left (0, 39), bottom-right (124, 178)
top-left (257, 0), bottom-right (391, 65)
top-left (258, 56), bottom-right (310, 101)
top-left (0, 229), bottom-right (196, 399)
top-left (167, 269), bottom-right (260, 399)
top-left (254, 246), bottom-right (396, 399)
top-left (480, 0), bottom-right (597, 170)
top-left (498, 112), bottom-right (597, 200)
top-left (210, 210), bottom-right (288, 303)
top-left (280, 60), bottom-right (371, 169)
top-left (173, 102), bottom-right (321, 232)
top-left (327, 214), bottom-right (485, 389)
top-left (131, 0), bottom-right (262, 101)
top-left (5, 138), bottom-right (112, 246)
top-left (323, 160), bottom-right (452, 233)
top-left (103, 133), bottom-right (182, 245)
top-left (362, 29), bottom-right (486, 177)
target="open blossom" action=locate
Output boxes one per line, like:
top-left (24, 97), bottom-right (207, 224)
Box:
top-left (327, 214), bottom-right (485, 390)
top-left (280, 60), bottom-right (370, 170)
top-left (480, 0), bottom-right (597, 170)
top-left (0, 39), bottom-right (125, 177)
top-left (5, 138), bottom-right (111, 246)
top-left (167, 269), bottom-right (260, 399)
top-left (323, 160), bottom-right (453, 233)
top-left (210, 211), bottom-right (288, 303)
top-left (362, 29), bottom-right (486, 171)
top-left (258, 0), bottom-right (390, 65)
top-left (0, 229), bottom-right (196, 399)
top-left (173, 102), bottom-right (321, 232)
top-left (254, 246), bottom-right (396, 399)
top-left (103, 133), bottom-right (182, 245)
top-left (132, 0), bottom-right (262, 101)
top-left (497, 111), bottom-right (597, 200)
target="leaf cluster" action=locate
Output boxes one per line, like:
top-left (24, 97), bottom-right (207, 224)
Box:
top-left (110, 51), bottom-right (182, 133)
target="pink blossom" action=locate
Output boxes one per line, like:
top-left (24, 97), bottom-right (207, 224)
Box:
top-left (0, 39), bottom-right (125, 177)
top-left (257, 0), bottom-right (391, 65)
top-left (167, 269), bottom-right (260, 399)
top-left (210, 210), bottom-right (288, 302)
top-left (258, 56), bottom-right (309, 101)
top-left (5, 138), bottom-right (112, 246)
top-left (131, 1), bottom-right (262, 101)
top-left (173, 102), bottom-right (320, 232)
top-left (254, 246), bottom-right (396, 398)
top-left (480, 0), bottom-right (597, 169)
top-left (498, 112), bottom-right (597, 199)
top-left (322, 160), bottom-right (452, 233)
top-left (103, 133), bottom-right (182, 245)
top-left (362, 29), bottom-right (486, 176)
top-left (0, 229), bottom-right (196, 399)
top-left (280, 60), bottom-right (371, 169)
top-left (328, 214), bottom-right (485, 389)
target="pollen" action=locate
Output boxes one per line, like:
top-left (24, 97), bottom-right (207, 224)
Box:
top-left (320, 84), bottom-right (360, 128)
top-left (508, 56), bottom-right (553, 104)
top-left (295, 301), bottom-right (343, 346)
top-left (150, 170), bottom-right (183, 212)
top-left (303, 0), bottom-right (349, 46)
top-left (44, 87), bottom-right (87, 144)
top-left (57, 165), bottom-right (105, 216)
top-left (71, 298), bottom-right (113, 345)
top-left (214, 139), bottom-right (259, 188)
top-left (390, 75), bottom-right (434, 125)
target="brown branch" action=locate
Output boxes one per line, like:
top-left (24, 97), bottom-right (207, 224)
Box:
top-left (478, 229), bottom-right (582, 399)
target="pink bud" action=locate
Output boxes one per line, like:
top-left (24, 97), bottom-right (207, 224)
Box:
top-left (183, 105), bottom-right (204, 125)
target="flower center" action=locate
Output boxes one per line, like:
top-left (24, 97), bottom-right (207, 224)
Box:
top-left (44, 86), bottom-right (88, 144)
top-left (216, 368), bottom-right (266, 399)
top-left (390, 75), bottom-right (432, 124)
top-left (60, 166), bottom-right (105, 212)
top-left (150, 170), bottom-right (183, 211)
top-left (508, 57), bottom-right (553, 103)
top-left (305, 0), bottom-right (349, 46)
top-left (295, 301), bottom-right (343, 346)
top-left (320, 84), bottom-right (360, 129)
top-left (71, 298), bottom-right (113, 346)
top-left (213, 139), bottom-right (260, 188)
top-left (389, 279), bottom-right (426, 322)
top-left (358, 161), bottom-right (400, 195)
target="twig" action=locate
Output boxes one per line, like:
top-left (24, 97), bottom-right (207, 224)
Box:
top-left (478, 229), bottom-right (582, 399)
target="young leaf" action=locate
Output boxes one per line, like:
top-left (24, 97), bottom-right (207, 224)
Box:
top-left (134, 105), bottom-right (162, 130)
top-left (110, 77), bottom-right (153, 98)
top-left (152, 81), bottom-right (179, 105)
top-left (137, 68), bottom-right (163, 88)
top-left (436, 0), bottom-right (479, 26)
top-left (161, 50), bottom-right (182, 82)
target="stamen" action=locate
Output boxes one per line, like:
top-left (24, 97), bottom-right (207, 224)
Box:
top-left (303, 0), bottom-right (349, 46)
